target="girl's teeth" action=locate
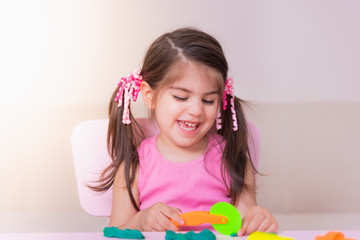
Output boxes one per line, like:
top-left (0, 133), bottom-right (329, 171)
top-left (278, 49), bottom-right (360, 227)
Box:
top-left (179, 121), bottom-right (199, 131)
top-left (185, 122), bottom-right (197, 127)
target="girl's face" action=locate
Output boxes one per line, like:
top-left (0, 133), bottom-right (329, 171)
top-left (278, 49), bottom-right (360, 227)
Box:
top-left (154, 62), bottom-right (221, 155)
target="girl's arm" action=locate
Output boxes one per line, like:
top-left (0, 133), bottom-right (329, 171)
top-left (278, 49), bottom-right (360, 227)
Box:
top-left (108, 163), bottom-right (140, 229)
top-left (235, 160), bottom-right (278, 236)
top-left (235, 159), bottom-right (257, 216)
top-left (109, 164), bottom-right (184, 231)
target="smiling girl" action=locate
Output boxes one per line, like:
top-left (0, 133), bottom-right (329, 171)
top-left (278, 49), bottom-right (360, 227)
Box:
top-left (91, 27), bottom-right (278, 236)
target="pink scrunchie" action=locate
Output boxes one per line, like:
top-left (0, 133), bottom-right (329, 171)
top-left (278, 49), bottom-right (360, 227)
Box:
top-left (217, 78), bottom-right (238, 131)
top-left (114, 68), bottom-right (143, 124)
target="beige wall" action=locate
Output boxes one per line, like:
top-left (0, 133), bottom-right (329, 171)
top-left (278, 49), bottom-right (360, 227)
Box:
top-left (0, 0), bottom-right (359, 229)
top-left (249, 102), bottom-right (360, 213)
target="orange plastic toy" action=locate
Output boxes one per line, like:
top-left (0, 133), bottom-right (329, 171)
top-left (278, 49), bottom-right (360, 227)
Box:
top-left (173, 211), bottom-right (228, 226)
top-left (314, 231), bottom-right (355, 240)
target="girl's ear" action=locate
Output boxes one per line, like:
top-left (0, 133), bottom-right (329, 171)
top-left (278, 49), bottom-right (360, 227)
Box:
top-left (141, 81), bottom-right (154, 110)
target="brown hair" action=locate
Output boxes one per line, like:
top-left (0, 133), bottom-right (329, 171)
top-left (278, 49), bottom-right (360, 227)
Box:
top-left (90, 27), bottom-right (256, 210)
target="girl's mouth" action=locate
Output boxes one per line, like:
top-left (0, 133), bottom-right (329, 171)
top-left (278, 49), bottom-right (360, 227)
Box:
top-left (177, 121), bottom-right (200, 132)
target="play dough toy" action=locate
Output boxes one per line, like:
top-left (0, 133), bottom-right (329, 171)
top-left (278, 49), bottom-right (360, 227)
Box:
top-left (165, 229), bottom-right (216, 240)
top-left (103, 227), bottom-right (145, 239)
top-left (314, 231), bottom-right (355, 240)
top-left (173, 202), bottom-right (242, 236)
top-left (248, 231), bottom-right (294, 240)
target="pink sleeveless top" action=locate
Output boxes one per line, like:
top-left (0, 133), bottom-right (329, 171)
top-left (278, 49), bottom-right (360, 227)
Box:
top-left (137, 134), bottom-right (231, 216)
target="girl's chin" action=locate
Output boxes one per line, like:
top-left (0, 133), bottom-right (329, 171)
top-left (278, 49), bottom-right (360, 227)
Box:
top-left (173, 134), bottom-right (208, 149)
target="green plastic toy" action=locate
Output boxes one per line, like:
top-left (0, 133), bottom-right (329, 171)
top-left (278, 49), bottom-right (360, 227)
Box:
top-left (103, 227), bottom-right (145, 239)
top-left (165, 229), bottom-right (216, 240)
top-left (209, 202), bottom-right (242, 236)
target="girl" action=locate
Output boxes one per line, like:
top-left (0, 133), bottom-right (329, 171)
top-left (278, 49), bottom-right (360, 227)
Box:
top-left (91, 27), bottom-right (278, 236)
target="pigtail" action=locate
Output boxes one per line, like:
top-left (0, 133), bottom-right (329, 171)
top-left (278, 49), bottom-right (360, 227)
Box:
top-left (89, 86), bottom-right (144, 211)
top-left (218, 96), bottom-right (256, 205)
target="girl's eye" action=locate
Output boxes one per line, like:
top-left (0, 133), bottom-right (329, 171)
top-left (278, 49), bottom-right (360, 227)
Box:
top-left (202, 99), bottom-right (215, 104)
top-left (173, 96), bottom-right (188, 101)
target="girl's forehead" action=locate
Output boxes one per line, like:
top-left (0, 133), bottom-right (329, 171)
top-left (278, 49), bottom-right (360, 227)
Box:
top-left (167, 62), bottom-right (223, 90)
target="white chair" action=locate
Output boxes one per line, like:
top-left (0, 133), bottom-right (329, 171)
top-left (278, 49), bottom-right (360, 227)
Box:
top-left (71, 119), bottom-right (260, 217)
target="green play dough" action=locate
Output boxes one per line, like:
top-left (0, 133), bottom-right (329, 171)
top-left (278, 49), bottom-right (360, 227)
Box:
top-left (103, 227), bottom-right (145, 239)
top-left (165, 230), bottom-right (216, 240)
top-left (209, 202), bottom-right (242, 236)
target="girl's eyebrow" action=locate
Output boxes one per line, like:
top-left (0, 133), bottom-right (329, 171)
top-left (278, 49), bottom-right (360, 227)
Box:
top-left (169, 87), bottom-right (218, 95)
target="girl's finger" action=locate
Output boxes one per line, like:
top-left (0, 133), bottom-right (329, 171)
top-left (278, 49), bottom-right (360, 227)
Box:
top-left (152, 217), bottom-right (167, 231)
top-left (244, 214), bottom-right (265, 235)
top-left (157, 212), bottom-right (180, 231)
top-left (238, 216), bottom-right (250, 236)
top-left (171, 207), bottom-right (182, 214)
top-left (161, 207), bottom-right (184, 227)
top-left (264, 220), bottom-right (279, 233)
top-left (237, 227), bottom-right (245, 236)
top-left (166, 219), bottom-right (181, 231)
top-left (255, 215), bottom-right (273, 232)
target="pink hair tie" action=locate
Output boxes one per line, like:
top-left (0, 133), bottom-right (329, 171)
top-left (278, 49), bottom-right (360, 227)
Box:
top-left (217, 78), bottom-right (238, 131)
top-left (114, 68), bottom-right (143, 124)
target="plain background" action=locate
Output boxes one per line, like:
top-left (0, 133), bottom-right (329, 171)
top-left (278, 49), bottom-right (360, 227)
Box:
top-left (0, 0), bottom-right (359, 232)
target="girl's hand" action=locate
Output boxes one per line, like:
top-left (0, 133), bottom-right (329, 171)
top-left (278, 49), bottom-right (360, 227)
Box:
top-left (138, 202), bottom-right (184, 231)
top-left (237, 205), bottom-right (278, 236)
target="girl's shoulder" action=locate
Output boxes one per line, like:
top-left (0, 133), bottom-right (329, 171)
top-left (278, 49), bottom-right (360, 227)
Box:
top-left (138, 135), bottom-right (157, 154)
top-left (208, 133), bottom-right (226, 146)
top-left (207, 133), bottom-right (226, 156)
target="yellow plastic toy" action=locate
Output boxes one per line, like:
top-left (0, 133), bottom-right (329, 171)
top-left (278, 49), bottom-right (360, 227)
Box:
top-left (248, 231), bottom-right (294, 240)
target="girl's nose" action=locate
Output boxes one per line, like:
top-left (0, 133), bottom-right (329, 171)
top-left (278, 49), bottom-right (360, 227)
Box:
top-left (188, 100), bottom-right (202, 117)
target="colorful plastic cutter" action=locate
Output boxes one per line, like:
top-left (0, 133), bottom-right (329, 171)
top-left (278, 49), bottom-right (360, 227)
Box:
top-left (172, 202), bottom-right (242, 236)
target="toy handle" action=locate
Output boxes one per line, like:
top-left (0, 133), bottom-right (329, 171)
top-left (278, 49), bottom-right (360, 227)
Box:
top-left (172, 211), bottom-right (228, 227)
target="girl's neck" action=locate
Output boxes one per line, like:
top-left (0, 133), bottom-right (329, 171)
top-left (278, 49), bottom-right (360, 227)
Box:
top-left (156, 135), bottom-right (208, 163)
